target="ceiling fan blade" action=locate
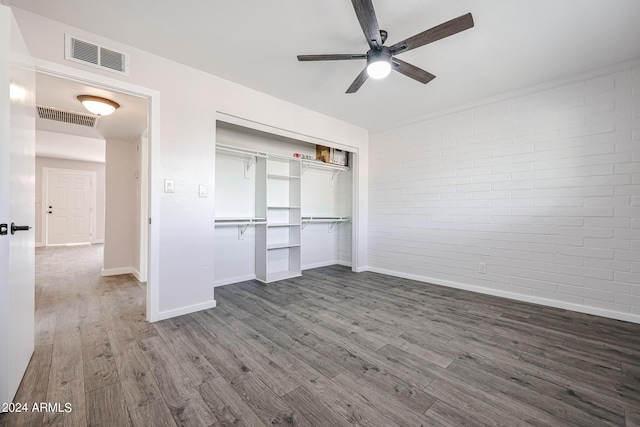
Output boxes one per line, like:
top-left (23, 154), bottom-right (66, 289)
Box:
top-left (346, 67), bottom-right (369, 93)
top-left (389, 13), bottom-right (474, 54)
top-left (392, 58), bottom-right (436, 84)
top-left (351, 0), bottom-right (383, 49)
top-left (297, 54), bottom-right (366, 61)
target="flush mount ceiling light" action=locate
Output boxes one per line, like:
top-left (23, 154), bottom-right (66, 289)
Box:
top-left (366, 47), bottom-right (392, 79)
top-left (77, 95), bottom-right (120, 116)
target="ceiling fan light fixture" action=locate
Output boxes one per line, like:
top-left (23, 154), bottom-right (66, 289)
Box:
top-left (77, 95), bottom-right (120, 116)
top-left (366, 48), bottom-right (392, 79)
top-left (367, 60), bottom-right (391, 79)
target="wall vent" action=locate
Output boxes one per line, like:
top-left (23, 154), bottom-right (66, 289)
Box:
top-left (65, 34), bottom-right (129, 75)
top-left (37, 105), bottom-right (100, 128)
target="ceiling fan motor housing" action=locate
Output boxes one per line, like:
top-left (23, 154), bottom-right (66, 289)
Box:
top-left (366, 46), bottom-right (392, 66)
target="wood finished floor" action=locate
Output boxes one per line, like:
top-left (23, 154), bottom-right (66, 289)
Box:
top-left (1, 245), bottom-right (640, 426)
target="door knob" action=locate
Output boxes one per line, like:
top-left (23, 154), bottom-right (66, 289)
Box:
top-left (10, 223), bottom-right (32, 235)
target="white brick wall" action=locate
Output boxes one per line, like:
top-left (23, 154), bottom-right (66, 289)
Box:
top-left (369, 63), bottom-right (640, 323)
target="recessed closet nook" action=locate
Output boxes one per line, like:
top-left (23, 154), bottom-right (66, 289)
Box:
top-left (214, 121), bottom-right (354, 286)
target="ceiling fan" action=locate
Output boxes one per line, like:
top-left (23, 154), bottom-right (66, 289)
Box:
top-left (297, 0), bottom-right (474, 93)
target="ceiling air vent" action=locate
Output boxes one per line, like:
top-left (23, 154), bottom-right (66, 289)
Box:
top-left (37, 105), bottom-right (100, 128)
top-left (65, 34), bottom-right (129, 75)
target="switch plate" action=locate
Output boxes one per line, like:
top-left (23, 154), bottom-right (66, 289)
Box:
top-left (164, 179), bottom-right (174, 193)
top-left (478, 262), bottom-right (487, 274)
top-left (199, 185), bottom-right (208, 198)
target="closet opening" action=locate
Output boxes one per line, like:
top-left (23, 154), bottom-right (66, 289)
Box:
top-left (214, 121), bottom-right (355, 286)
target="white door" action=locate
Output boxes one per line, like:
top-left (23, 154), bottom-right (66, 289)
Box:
top-left (45, 169), bottom-right (93, 245)
top-left (0, 6), bottom-right (36, 408)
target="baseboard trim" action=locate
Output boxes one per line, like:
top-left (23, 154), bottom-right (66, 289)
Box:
top-left (366, 266), bottom-right (640, 325)
top-left (35, 242), bottom-right (44, 248)
top-left (302, 260), bottom-right (339, 270)
top-left (214, 274), bottom-right (257, 287)
top-left (337, 260), bottom-right (352, 268)
top-left (131, 269), bottom-right (145, 282)
top-left (92, 239), bottom-right (104, 244)
top-left (101, 267), bottom-right (134, 277)
top-left (157, 299), bottom-right (217, 321)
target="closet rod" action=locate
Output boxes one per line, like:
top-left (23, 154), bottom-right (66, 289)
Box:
top-left (302, 216), bottom-right (350, 222)
top-left (216, 144), bottom-right (268, 158)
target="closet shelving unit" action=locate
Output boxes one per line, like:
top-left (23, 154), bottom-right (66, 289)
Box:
top-left (256, 154), bottom-right (303, 283)
top-left (215, 141), bottom-right (352, 285)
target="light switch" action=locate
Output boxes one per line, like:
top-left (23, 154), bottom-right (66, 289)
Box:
top-left (164, 179), bottom-right (174, 193)
top-left (199, 185), bottom-right (208, 198)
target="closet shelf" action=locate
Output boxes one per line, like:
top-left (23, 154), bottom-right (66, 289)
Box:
top-left (302, 159), bottom-right (349, 172)
top-left (267, 243), bottom-right (301, 250)
top-left (216, 144), bottom-right (268, 159)
top-left (267, 205), bottom-right (301, 209)
top-left (267, 223), bottom-right (301, 227)
top-left (267, 173), bottom-right (301, 180)
top-left (215, 217), bottom-right (266, 226)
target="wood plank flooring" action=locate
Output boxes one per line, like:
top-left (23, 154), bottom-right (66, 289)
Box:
top-left (1, 244), bottom-right (640, 426)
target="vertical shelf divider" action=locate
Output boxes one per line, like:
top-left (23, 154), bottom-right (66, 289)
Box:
top-left (254, 156), bottom-right (267, 282)
top-left (257, 156), bottom-right (303, 283)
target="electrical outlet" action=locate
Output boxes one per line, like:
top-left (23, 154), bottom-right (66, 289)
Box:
top-left (478, 262), bottom-right (487, 274)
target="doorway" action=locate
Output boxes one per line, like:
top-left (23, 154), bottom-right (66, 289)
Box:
top-left (43, 168), bottom-right (96, 245)
top-left (33, 64), bottom-right (158, 320)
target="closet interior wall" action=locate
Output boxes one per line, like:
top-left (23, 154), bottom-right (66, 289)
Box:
top-left (214, 122), bottom-right (352, 287)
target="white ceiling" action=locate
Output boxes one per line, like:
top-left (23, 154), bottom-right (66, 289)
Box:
top-left (36, 72), bottom-right (148, 141)
top-left (12, 0), bottom-right (640, 130)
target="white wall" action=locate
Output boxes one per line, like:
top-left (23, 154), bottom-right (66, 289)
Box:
top-left (35, 129), bottom-right (105, 163)
top-left (301, 169), bottom-right (352, 269)
top-left (11, 8), bottom-right (368, 320)
top-left (35, 156), bottom-right (105, 245)
top-left (132, 134), bottom-right (144, 280)
top-left (369, 63), bottom-right (640, 323)
top-left (103, 139), bottom-right (136, 274)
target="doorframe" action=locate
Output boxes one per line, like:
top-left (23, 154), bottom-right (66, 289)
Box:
top-left (34, 58), bottom-right (161, 322)
top-left (42, 167), bottom-right (97, 246)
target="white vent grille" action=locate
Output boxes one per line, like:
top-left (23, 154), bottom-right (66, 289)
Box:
top-left (71, 38), bottom-right (99, 65)
top-left (65, 34), bottom-right (129, 75)
top-left (100, 47), bottom-right (125, 71)
top-left (37, 105), bottom-right (100, 128)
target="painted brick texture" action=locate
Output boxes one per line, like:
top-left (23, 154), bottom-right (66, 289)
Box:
top-left (369, 65), bottom-right (640, 321)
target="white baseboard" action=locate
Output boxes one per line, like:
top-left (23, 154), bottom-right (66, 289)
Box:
top-left (92, 239), bottom-right (104, 244)
top-left (302, 260), bottom-right (339, 270)
top-left (131, 269), bottom-right (145, 282)
top-left (101, 267), bottom-right (134, 277)
top-left (337, 260), bottom-right (352, 268)
top-left (157, 299), bottom-right (217, 321)
top-left (214, 273), bottom-right (257, 287)
top-left (366, 266), bottom-right (640, 325)
top-left (35, 242), bottom-right (44, 248)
